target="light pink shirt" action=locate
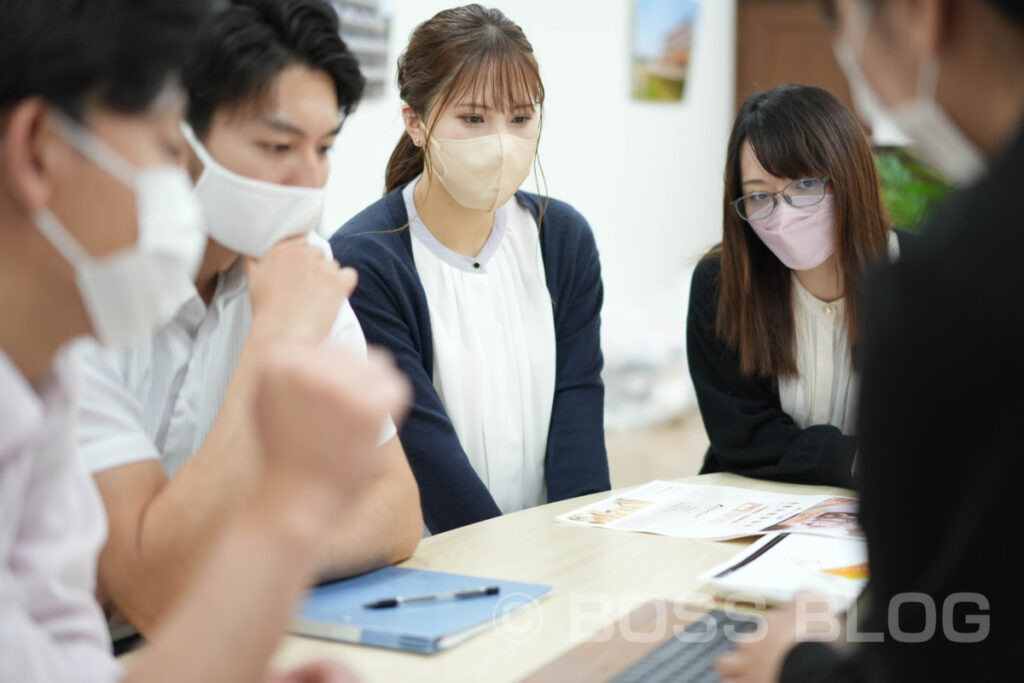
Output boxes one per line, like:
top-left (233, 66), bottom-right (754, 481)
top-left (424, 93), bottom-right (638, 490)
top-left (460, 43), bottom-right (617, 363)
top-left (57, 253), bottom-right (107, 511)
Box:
top-left (0, 346), bottom-right (121, 682)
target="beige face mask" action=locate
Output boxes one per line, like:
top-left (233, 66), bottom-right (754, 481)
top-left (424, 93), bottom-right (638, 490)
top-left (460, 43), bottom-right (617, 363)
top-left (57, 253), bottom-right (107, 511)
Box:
top-left (427, 133), bottom-right (538, 211)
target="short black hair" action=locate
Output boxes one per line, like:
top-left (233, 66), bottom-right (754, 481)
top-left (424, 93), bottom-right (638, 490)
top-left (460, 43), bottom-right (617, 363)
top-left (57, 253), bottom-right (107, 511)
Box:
top-left (0, 0), bottom-right (213, 120)
top-left (183, 0), bottom-right (365, 138)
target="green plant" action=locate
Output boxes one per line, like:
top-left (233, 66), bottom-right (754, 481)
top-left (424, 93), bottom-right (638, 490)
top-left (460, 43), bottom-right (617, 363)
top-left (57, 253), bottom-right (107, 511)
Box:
top-left (874, 147), bottom-right (953, 232)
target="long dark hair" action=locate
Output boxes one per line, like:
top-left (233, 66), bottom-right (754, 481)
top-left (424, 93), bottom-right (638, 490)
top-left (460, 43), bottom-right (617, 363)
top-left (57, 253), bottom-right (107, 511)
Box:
top-left (710, 84), bottom-right (891, 380)
top-left (385, 4), bottom-right (545, 194)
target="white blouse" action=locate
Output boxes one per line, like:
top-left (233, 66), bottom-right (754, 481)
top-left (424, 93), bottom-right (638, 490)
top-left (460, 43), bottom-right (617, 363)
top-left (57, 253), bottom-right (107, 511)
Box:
top-left (404, 178), bottom-right (556, 515)
top-left (779, 232), bottom-right (900, 432)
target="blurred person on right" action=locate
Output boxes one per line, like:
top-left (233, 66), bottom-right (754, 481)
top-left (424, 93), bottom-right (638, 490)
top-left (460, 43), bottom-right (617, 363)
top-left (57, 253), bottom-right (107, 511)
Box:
top-left (714, 1), bottom-right (1024, 681)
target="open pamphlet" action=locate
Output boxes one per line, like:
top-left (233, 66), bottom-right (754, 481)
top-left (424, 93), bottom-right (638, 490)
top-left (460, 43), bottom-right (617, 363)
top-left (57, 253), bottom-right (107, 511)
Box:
top-left (699, 533), bottom-right (868, 610)
top-left (555, 480), bottom-right (862, 541)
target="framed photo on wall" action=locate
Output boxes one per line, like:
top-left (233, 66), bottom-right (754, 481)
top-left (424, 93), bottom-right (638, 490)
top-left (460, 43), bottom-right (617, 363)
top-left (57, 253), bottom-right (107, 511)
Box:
top-left (632, 0), bottom-right (700, 102)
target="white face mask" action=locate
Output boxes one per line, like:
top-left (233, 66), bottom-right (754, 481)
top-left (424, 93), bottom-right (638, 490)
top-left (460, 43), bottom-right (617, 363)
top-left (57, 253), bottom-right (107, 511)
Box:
top-left (833, 3), bottom-right (986, 186)
top-left (181, 123), bottom-right (326, 257)
top-left (427, 132), bottom-right (538, 212)
top-left (35, 113), bottom-right (205, 348)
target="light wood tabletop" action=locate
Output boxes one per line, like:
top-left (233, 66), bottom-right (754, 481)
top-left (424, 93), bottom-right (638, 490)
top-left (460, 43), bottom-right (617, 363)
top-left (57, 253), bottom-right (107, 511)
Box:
top-left (269, 472), bottom-right (854, 683)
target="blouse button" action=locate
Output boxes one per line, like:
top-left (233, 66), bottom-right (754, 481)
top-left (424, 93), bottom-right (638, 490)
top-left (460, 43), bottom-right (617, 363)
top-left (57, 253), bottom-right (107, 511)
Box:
top-left (473, 262), bottom-right (481, 269)
top-left (824, 305), bottom-right (834, 315)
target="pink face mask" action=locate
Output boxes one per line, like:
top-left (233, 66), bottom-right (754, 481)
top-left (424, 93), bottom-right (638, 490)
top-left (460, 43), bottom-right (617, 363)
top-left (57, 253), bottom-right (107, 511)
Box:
top-left (748, 195), bottom-right (835, 271)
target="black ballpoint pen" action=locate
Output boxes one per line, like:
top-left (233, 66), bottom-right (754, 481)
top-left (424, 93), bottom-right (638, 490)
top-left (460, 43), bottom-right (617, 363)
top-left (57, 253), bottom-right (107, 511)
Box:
top-left (364, 586), bottom-right (500, 609)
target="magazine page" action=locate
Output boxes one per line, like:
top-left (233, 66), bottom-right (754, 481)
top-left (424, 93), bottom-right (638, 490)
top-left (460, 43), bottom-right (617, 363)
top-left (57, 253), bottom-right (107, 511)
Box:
top-left (761, 496), bottom-right (863, 539)
top-left (555, 481), bottom-right (861, 541)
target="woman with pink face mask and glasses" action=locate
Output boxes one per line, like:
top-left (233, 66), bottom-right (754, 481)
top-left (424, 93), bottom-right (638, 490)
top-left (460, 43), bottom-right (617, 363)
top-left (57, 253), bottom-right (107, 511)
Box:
top-left (687, 84), bottom-right (914, 488)
top-left (331, 4), bottom-right (609, 535)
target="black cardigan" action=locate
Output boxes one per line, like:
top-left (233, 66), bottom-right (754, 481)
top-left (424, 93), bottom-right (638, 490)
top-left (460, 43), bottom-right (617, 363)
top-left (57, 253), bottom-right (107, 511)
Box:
top-left (686, 231), bottom-right (915, 488)
top-left (780, 123), bottom-right (1024, 681)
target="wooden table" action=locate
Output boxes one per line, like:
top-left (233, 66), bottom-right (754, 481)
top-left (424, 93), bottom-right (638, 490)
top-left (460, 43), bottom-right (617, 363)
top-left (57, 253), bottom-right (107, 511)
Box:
top-left (271, 472), bottom-right (853, 682)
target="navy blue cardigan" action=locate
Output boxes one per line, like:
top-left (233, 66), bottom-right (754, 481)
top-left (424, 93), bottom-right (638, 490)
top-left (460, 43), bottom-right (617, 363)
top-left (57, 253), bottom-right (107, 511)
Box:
top-left (330, 186), bottom-right (610, 533)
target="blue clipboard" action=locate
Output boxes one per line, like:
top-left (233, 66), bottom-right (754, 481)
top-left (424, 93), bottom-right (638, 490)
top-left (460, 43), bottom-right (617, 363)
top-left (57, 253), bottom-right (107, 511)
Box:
top-left (292, 566), bottom-right (552, 654)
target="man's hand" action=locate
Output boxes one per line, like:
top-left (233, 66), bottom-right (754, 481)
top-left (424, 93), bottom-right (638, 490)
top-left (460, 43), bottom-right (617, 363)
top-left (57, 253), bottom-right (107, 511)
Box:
top-left (255, 344), bottom-right (410, 518)
top-left (716, 594), bottom-right (843, 683)
top-left (247, 237), bottom-right (357, 344)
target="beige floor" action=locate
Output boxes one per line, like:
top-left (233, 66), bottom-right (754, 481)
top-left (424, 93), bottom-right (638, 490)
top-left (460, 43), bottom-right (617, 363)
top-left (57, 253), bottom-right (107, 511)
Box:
top-left (605, 410), bottom-right (710, 489)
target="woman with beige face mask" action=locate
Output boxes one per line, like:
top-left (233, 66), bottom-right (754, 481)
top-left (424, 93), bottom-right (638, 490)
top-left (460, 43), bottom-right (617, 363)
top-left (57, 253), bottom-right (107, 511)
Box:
top-left (331, 4), bottom-right (610, 535)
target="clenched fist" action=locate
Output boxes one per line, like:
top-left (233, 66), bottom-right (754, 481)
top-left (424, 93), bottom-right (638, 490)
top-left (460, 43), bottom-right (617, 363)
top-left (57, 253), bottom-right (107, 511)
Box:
top-left (254, 344), bottom-right (410, 514)
top-left (247, 237), bottom-right (356, 344)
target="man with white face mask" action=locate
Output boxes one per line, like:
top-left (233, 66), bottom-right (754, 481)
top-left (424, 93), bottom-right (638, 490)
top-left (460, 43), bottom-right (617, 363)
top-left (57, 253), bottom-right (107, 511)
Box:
top-left (712, 1), bottom-right (1024, 682)
top-left (1, 1), bottom-right (409, 681)
top-left (72, 0), bottom-right (423, 641)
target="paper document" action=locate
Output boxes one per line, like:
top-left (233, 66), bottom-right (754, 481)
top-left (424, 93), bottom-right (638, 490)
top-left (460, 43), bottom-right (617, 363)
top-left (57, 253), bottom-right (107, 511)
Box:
top-left (699, 532), bottom-right (868, 609)
top-left (555, 481), bottom-right (862, 541)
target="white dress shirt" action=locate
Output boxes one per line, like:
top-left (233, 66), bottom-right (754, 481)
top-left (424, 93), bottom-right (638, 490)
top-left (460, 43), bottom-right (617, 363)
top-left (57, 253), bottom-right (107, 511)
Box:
top-left (74, 232), bottom-right (395, 478)
top-left (779, 232), bottom-right (900, 432)
top-left (404, 178), bottom-right (557, 515)
top-left (0, 347), bottom-right (121, 682)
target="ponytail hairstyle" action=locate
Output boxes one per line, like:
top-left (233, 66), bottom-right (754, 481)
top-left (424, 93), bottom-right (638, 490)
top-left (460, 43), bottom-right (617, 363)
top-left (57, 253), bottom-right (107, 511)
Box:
top-left (385, 4), bottom-right (545, 194)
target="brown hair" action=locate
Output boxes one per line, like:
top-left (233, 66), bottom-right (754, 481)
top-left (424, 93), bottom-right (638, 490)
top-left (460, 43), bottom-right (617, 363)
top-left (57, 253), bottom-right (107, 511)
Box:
top-left (384, 4), bottom-right (545, 194)
top-left (709, 84), bottom-right (891, 380)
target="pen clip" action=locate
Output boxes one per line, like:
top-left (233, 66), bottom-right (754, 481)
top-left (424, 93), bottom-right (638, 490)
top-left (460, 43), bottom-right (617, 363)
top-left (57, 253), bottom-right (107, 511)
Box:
top-left (458, 586), bottom-right (500, 598)
top-left (365, 598), bottom-right (400, 609)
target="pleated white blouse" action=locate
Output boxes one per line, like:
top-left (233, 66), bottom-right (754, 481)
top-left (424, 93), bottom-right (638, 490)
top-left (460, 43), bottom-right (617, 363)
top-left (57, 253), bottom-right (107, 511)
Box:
top-left (779, 231), bottom-right (900, 432)
top-left (404, 178), bottom-right (557, 515)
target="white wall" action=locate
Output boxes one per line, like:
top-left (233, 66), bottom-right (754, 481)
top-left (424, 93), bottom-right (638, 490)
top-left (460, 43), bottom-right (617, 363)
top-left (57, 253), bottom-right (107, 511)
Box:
top-left (323, 0), bottom-right (737, 426)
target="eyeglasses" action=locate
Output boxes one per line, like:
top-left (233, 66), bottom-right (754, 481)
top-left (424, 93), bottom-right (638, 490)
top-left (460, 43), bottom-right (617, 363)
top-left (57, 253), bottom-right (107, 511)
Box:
top-left (731, 176), bottom-right (831, 222)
